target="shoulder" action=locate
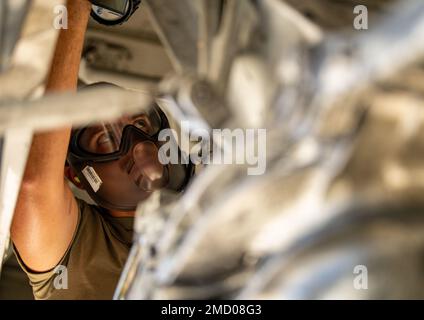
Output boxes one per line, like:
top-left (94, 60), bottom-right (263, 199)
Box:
top-left (14, 198), bottom-right (132, 299)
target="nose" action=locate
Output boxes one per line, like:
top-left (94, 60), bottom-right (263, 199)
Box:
top-left (130, 141), bottom-right (167, 190)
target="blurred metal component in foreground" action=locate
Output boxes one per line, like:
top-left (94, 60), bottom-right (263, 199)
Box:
top-left (0, 0), bottom-right (30, 71)
top-left (115, 0), bottom-right (424, 299)
top-left (0, 0), bottom-right (31, 274)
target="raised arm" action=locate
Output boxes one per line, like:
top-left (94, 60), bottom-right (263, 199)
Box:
top-left (11, 0), bottom-right (92, 272)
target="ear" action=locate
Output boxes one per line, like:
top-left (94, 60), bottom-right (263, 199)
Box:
top-left (64, 165), bottom-right (85, 190)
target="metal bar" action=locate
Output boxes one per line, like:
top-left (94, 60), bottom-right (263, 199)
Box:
top-left (314, 0), bottom-right (424, 111)
top-left (0, 88), bottom-right (154, 134)
top-left (207, 0), bottom-right (258, 93)
top-left (0, 128), bottom-right (32, 272)
top-left (0, 0), bottom-right (30, 71)
top-left (195, 0), bottom-right (223, 76)
top-left (144, 0), bottom-right (199, 73)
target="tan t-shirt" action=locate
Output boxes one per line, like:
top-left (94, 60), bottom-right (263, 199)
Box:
top-left (14, 198), bottom-right (134, 300)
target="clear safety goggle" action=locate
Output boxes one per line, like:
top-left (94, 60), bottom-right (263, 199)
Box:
top-left (76, 107), bottom-right (163, 156)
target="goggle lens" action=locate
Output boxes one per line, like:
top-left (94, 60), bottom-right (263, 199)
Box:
top-left (78, 108), bottom-right (162, 155)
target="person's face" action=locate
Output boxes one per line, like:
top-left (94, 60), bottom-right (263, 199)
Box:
top-left (79, 113), bottom-right (159, 154)
top-left (70, 109), bottom-right (170, 211)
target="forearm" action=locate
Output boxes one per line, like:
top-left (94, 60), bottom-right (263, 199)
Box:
top-left (12, 0), bottom-right (92, 271)
top-left (46, 0), bottom-right (91, 93)
top-left (23, 0), bottom-right (91, 186)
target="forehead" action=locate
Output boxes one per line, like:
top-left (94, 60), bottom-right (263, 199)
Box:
top-left (87, 107), bottom-right (160, 127)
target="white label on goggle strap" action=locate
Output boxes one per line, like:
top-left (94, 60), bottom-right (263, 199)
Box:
top-left (82, 166), bottom-right (103, 193)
